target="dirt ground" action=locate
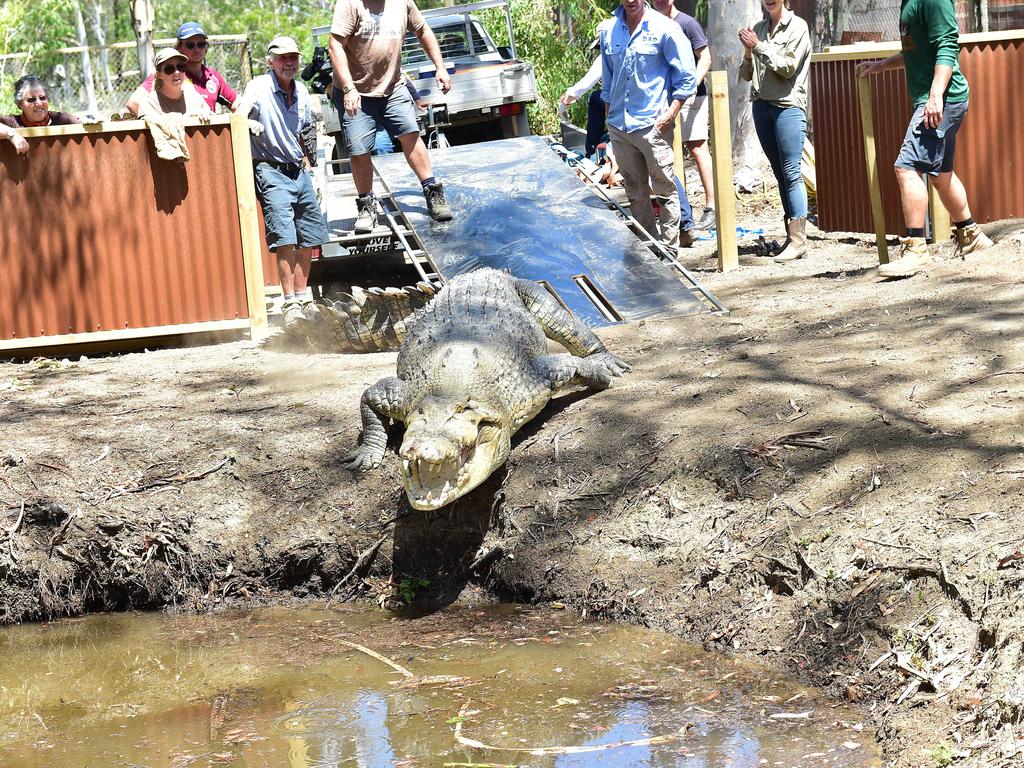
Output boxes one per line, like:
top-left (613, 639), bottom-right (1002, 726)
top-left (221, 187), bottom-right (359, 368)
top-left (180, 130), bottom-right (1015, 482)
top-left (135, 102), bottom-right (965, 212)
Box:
top-left (1, 191), bottom-right (1022, 767)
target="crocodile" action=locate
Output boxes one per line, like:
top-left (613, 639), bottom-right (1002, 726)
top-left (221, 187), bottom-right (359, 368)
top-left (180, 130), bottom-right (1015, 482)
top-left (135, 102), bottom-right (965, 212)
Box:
top-left (323, 268), bottom-right (630, 510)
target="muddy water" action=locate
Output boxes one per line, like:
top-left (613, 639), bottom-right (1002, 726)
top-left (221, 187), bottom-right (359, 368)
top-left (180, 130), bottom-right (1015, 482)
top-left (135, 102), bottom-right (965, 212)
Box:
top-left (0, 605), bottom-right (877, 767)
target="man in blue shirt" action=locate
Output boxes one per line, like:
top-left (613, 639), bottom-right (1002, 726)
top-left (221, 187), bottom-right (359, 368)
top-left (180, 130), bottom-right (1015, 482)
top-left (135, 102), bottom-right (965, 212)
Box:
top-left (238, 36), bottom-right (331, 325)
top-left (601, 0), bottom-right (696, 249)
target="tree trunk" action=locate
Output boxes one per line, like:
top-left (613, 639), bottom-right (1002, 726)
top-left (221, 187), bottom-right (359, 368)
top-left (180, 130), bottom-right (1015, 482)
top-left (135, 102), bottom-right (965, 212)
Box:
top-left (130, 0), bottom-right (154, 80)
top-left (90, 0), bottom-right (114, 93)
top-left (812, 0), bottom-right (852, 47)
top-left (706, 0), bottom-right (763, 178)
top-left (73, 0), bottom-right (99, 115)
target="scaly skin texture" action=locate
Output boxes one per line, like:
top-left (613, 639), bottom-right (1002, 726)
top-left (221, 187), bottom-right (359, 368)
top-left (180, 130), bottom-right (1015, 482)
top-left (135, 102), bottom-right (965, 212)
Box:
top-left (341, 268), bottom-right (630, 509)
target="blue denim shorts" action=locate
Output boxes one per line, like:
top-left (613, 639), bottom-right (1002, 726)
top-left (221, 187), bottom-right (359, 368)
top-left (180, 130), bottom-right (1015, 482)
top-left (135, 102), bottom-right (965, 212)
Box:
top-left (253, 162), bottom-right (329, 251)
top-left (337, 83), bottom-right (419, 156)
top-left (895, 100), bottom-right (968, 176)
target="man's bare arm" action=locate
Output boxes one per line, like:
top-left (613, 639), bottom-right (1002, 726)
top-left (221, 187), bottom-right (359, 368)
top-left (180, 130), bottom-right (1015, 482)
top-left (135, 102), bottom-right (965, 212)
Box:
top-left (329, 34), bottom-right (362, 115)
top-left (415, 25), bottom-right (451, 93)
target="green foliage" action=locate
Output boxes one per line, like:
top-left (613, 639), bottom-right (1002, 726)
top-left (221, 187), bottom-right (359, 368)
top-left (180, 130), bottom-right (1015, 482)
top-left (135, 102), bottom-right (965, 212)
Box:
top-left (395, 576), bottom-right (429, 604)
top-left (479, 0), bottom-right (616, 136)
top-left (930, 742), bottom-right (955, 768)
top-left (152, 0), bottom-right (332, 71)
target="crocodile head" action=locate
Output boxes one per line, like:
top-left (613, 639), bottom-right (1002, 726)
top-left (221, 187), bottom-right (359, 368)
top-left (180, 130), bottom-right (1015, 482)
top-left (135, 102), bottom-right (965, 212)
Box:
top-left (399, 396), bottom-right (510, 510)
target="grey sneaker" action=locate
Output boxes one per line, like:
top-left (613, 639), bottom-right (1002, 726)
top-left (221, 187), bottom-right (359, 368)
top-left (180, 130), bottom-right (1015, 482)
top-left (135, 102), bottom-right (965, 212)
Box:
top-left (281, 300), bottom-right (306, 329)
top-left (424, 182), bottom-right (453, 222)
top-left (694, 207), bottom-right (716, 230)
top-left (679, 228), bottom-right (697, 248)
top-left (354, 195), bottom-right (379, 234)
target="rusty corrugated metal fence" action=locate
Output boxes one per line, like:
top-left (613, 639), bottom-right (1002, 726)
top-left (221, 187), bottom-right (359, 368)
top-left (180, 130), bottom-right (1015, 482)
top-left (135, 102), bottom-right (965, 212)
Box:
top-left (0, 116), bottom-right (267, 351)
top-left (811, 31), bottom-right (1024, 234)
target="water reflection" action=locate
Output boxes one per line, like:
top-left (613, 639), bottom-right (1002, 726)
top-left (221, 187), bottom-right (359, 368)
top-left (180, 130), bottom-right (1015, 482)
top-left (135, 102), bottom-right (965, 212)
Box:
top-left (0, 605), bottom-right (878, 768)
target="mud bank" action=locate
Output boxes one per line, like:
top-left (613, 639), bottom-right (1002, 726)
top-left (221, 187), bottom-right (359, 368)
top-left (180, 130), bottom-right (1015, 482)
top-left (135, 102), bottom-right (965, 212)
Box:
top-left (2, 220), bottom-right (1023, 767)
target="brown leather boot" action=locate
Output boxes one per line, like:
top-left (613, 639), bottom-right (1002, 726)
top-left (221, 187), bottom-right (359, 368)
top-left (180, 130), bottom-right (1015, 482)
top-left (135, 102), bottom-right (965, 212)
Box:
top-left (878, 236), bottom-right (931, 278)
top-left (953, 223), bottom-right (994, 257)
top-left (774, 217), bottom-right (807, 262)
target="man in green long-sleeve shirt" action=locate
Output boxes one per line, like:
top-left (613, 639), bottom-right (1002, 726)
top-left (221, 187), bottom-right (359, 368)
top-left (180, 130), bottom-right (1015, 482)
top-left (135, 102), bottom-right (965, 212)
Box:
top-left (857, 0), bottom-right (993, 279)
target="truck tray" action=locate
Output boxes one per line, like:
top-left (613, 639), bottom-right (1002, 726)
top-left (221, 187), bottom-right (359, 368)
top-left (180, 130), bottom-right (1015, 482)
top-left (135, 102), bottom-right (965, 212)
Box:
top-left (373, 136), bottom-right (720, 327)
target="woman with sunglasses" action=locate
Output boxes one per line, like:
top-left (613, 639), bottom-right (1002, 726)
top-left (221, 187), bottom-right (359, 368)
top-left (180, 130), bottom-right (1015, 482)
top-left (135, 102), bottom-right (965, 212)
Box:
top-left (1, 75), bottom-right (80, 155)
top-left (133, 48), bottom-right (212, 118)
top-left (126, 21), bottom-right (239, 116)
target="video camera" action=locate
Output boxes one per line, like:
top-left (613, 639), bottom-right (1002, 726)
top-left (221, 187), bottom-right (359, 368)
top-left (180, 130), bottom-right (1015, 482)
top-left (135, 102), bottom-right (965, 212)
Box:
top-left (301, 45), bottom-right (333, 94)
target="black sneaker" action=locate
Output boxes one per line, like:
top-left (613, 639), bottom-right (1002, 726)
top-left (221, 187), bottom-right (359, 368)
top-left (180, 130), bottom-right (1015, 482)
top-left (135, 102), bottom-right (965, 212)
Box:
top-left (424, 182), bottom-right (453, 222)
top-left (695, 207), bottom-right (716, 230)
top-left (354, 195), bottom-right (379, 234)
top-left (679, 228), bottom-right (697, 248)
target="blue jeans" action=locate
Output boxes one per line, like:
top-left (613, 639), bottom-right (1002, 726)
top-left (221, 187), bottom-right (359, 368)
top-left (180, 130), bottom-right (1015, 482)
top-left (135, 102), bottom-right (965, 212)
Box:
top-left (586, 89), bottom-right (606, 158)
top-left (673, 174), bottom-right (695, 231)
top-left (751, 100), bottom-right (807, 219)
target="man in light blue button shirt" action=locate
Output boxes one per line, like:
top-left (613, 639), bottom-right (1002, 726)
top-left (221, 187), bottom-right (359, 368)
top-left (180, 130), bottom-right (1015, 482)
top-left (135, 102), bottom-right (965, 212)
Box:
top-left (601, 0), bottom-right (695, 249)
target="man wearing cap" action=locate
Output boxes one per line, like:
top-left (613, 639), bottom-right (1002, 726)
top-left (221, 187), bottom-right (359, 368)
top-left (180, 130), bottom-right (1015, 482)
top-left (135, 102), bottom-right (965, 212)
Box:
top-left (236, 36), bottom-right (330, 325)
top-left (329, 0), bottom-right (454, 233)
top-left (126, 22), bottom-right (239, 116)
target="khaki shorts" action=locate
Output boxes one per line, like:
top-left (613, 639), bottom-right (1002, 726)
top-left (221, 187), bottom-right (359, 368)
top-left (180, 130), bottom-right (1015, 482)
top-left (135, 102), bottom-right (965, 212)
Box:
top-left (679, 94), bottom-right (709, 143)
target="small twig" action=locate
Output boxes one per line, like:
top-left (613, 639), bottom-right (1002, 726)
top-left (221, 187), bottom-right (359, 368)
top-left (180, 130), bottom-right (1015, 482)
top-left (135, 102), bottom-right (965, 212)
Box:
top-left (2, 501), bottom-right (25, 536)
top-left (967, 367), bottom-right (1024, 385)
top-left (452, 701), bottom-right (687, 755)
top-left (338, 639), bottom-right (414, 678)
top-left (862, 537), bottom-right (930, 560)
top-left (326, 532), bottom-right (388, 606)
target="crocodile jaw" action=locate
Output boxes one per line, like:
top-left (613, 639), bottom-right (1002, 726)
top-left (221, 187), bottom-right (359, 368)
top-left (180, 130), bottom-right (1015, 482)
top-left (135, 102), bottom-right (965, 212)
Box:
top-left (399, 402), bottom-right (509, 510)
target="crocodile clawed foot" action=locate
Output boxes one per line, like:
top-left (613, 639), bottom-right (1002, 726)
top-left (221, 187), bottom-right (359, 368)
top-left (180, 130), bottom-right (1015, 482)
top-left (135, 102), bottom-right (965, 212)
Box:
top-left (587, 351), bottom-right (632, 378)
top-left (340, 446), bottom-right (385, 471)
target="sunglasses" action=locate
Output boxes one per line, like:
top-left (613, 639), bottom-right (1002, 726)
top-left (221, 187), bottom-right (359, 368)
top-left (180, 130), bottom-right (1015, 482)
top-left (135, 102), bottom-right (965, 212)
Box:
top-left (23, 94), bottom-right (49, 103)
top-left (183, 40), bottom-right (208, 50)
top-left (161, 62), bottom-right (187, 75)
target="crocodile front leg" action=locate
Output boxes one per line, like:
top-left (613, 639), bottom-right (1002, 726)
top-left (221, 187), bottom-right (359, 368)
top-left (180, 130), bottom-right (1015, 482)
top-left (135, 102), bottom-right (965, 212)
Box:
top-left (513, 279), bottom-right (606, 357)
top-left (342, 376), bottom-right (411, 470)
top-left (535, 353), bottom-right (628, 393)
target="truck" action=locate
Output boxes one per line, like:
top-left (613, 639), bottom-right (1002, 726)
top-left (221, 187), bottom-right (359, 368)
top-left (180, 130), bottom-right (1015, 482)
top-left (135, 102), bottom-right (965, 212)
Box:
top-left (310, 0), bottom-right (537, 151)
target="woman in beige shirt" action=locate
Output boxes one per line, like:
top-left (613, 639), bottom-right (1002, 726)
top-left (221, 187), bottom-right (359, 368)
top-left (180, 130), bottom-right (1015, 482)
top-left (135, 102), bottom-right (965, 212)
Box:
top-left (739, 0), bottom-right (811, 262)
top-left (129, 48), bottom-right (212, 119)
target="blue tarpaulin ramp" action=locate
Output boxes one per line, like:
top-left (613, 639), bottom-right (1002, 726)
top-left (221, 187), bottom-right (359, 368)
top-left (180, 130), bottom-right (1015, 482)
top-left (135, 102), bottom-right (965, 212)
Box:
top-left (372, 136), bottom-right (722, 327)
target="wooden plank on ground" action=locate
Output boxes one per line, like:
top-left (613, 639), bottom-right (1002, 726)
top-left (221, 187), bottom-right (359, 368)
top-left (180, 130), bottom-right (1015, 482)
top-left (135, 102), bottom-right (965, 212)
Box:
top-left (0, 319), bottom-right (251, 355)
top-left (857, 76), bottom-right (889, 265)
top-left (230, 113), bottom-right (269, 341)
top-left (707, 70), bottom-right (737, 272)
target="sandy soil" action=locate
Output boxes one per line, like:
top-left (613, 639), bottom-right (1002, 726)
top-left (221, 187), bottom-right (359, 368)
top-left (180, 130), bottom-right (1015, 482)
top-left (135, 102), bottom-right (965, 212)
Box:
top-left (1, 195), bottom-right (1022, 767)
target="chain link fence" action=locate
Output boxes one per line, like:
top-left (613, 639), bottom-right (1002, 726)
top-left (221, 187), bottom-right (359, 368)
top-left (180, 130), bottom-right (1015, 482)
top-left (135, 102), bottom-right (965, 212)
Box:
top-left (818, 0), bottom-right (1024, 46)
top-left (0, 36), bottom-right (251, 118)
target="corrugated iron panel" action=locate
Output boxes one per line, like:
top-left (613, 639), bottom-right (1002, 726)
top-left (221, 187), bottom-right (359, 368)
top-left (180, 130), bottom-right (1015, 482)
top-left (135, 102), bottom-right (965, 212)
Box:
top-left (0, 123), bottom-right (250, 341)
top-left (813, 36), bottom-right (1024, 233)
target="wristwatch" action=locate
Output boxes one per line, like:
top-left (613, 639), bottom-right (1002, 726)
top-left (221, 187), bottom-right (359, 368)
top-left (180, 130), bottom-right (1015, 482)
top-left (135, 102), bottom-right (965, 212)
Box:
top-left (342, 84), bottom-right (354, 94)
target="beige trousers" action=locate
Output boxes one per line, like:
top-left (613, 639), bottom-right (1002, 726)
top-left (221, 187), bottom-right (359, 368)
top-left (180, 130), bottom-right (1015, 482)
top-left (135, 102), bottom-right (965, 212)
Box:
top-left (608, 123), bottom-right (680, 248)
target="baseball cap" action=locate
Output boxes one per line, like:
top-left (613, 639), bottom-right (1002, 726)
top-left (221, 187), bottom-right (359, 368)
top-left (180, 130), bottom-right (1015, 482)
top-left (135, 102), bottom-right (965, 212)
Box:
top-left (154, 47), bottom-right (187, 68)
top-left (267, 36), bottom-right (301, 55)
top-left (176, 21), bottom-right (207, 40)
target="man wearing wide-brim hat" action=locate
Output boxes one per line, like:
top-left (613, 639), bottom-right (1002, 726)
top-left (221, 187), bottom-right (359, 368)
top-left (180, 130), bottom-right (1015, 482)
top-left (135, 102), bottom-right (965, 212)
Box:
top-left (236, 35), bottom-right (331, 327)
top-left (126, 21), bottom-right (239, 117)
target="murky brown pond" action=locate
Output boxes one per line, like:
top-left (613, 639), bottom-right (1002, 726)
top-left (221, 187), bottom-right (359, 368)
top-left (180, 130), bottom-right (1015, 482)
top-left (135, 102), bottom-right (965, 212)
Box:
top-left (0, 604), bottom-right (878, 767)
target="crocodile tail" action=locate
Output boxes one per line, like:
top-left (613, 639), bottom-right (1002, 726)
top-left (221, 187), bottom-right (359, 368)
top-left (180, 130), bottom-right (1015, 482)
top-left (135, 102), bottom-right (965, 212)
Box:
top-left (265, 283), bottom-right (437, 354)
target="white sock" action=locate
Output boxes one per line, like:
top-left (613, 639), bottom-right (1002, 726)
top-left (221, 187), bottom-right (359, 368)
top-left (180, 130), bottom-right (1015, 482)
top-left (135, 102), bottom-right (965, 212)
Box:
top-left (283, 292), bottom-right (296, 304)
top-left (296, 288), bottom-right (313, 304)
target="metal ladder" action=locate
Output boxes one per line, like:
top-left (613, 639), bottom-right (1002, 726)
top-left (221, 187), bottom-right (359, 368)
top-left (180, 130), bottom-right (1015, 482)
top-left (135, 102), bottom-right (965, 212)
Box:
top-left (548, 139), bottom-right (727, 315)
top-left (323, 154), bottom-right (444, 289)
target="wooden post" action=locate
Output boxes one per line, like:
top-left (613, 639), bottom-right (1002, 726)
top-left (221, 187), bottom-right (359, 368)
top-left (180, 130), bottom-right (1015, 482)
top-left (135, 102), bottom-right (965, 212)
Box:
top-left (928, 181), bottom-right (952, 242)
top-left (673, 114), bottom-right (686, 194)
top-left (707, 70), bottom-right (737, 272)
top-left (230, 114), bottom-right (269, 341)
top-left (857, 75), bottom-right (889, 264)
